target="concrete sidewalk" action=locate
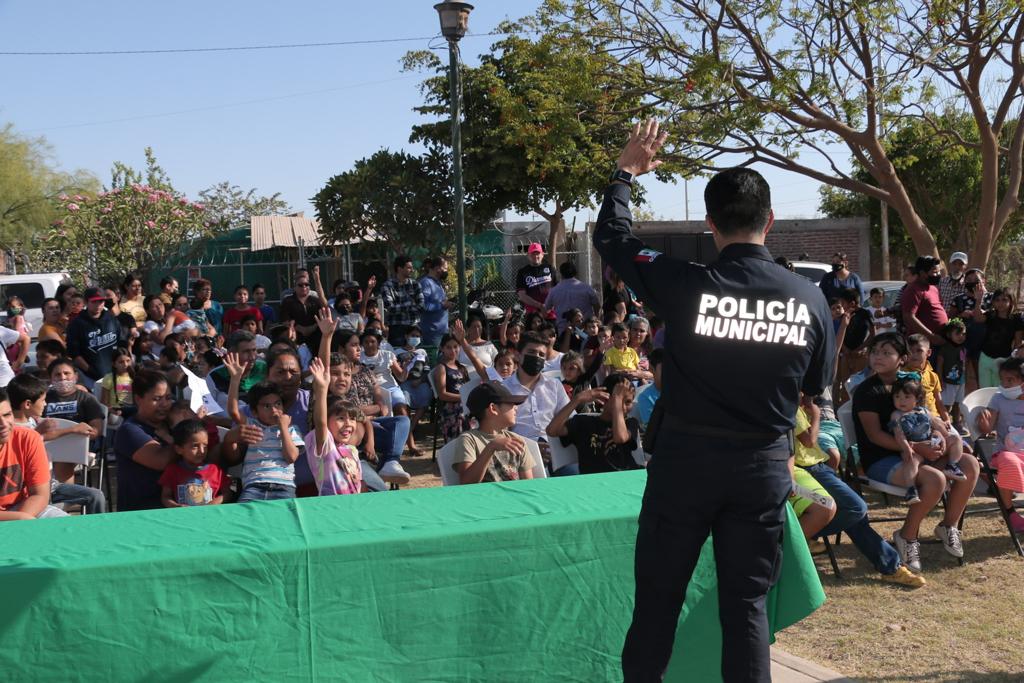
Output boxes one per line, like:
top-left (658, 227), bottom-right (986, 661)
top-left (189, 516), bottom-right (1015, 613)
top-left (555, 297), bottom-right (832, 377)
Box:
top-left (771, 648), bottom-right (857, 682)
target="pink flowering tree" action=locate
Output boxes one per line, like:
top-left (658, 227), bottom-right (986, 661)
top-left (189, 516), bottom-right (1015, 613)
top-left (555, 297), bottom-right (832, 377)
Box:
top-left (32, 185), bottom-right (213, 284)
top-left (29, 148), bottom-right (215, 284)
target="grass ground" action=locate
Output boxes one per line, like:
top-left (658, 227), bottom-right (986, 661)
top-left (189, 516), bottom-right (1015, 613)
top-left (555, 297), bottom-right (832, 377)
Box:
top-left (775, 496), bottom-right (1024, 683)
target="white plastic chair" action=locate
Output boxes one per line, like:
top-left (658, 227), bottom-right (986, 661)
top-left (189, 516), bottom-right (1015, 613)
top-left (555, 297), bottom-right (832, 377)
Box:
top-left (836, 401), bottom-right (911, 498)
top-left (959, 387), bottom-right (1023, 556)
top-left (45, 418), bottom-right (91, 471)
top-left (438, 436), bottom-right (545, 486)
top-left (542, 369), bottom-right (562, 381)
top-left (549, 437), bottom-right (579, 472)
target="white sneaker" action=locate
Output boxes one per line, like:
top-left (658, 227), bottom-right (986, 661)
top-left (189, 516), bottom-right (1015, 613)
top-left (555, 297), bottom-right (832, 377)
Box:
top-left (934, 524), bottom-right (964, 558)
top-left (379, 460), bottom-right (411, 485)
top-left (892, 530), bottom-right (923, 574)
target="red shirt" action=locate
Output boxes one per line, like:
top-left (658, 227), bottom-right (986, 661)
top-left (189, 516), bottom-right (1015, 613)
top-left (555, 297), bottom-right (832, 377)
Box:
top-left (221, 305), bottom-right (263, 334)
top-left (0, 427), bottom-right (50, 510)
top-left (901, 281), bottom-right (948, 335)
top-left (158, 461), bottom-right (225, 506)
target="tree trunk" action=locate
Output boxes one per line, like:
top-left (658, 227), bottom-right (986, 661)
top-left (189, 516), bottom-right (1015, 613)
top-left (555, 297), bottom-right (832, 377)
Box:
top-left (536, 204), bottom-right (565, 269)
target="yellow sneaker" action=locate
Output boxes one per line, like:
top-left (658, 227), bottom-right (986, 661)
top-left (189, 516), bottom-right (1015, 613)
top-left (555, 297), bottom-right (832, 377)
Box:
top-left (880, 566), bottom-right (926, 589)
top-left (807, 539), bottom-right (827, 555)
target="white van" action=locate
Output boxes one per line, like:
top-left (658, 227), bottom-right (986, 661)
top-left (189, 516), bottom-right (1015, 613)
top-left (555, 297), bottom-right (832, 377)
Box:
top-left (0, 273), bottom-right (72, 338)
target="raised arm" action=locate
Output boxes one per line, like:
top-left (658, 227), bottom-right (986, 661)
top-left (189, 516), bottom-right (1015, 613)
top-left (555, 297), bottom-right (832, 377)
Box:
top-left (359, 275), bottom-right (377, 319)
top-left (607, 383), bottom-right (632, 445)
top-left (309, 357), bottom-right (330, 453)
top-left (312, 265), bottom-right (328, 305)
top-left (315, 307), bottom-right (335, 370)
top-left (223, 351), bottom-right (248, 426)
top-left (452, 319), bottom-right (488, 383)
top-left (546, 388), bottom-right (608, 438)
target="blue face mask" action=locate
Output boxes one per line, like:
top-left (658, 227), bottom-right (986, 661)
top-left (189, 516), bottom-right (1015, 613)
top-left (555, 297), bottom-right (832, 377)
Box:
top-left (407, 336), bottom-right (421, 348)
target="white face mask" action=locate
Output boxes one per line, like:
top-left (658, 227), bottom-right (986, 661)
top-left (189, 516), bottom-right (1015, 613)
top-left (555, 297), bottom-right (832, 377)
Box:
top-left (1000, 384), bottom-right (1024, 400)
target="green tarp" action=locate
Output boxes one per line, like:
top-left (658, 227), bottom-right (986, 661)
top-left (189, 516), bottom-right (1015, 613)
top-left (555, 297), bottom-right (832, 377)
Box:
top-left (0, 471), bottom-right (824, 681)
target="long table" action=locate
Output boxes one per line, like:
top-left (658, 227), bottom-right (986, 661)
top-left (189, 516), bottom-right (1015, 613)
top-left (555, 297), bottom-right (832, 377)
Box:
top-left (0, 471), bottom-right (824, 682)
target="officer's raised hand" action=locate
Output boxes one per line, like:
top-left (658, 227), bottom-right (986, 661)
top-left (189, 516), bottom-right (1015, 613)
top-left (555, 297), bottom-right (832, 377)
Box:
top-left (616, 119), bottom-right (670, 177)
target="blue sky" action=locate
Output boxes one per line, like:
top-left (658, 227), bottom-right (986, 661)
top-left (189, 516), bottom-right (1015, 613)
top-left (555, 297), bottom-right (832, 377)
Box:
top-left (0, 0), bottom-right (831, 224)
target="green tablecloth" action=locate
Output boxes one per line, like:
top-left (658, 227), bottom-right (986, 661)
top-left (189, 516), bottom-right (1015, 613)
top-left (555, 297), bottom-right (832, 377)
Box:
top-left (0, 471), bottom-right (824, 682)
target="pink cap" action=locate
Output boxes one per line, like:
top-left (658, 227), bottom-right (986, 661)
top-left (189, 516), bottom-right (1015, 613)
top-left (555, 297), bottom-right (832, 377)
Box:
top-left (527, 242), bottom-right (544, 254)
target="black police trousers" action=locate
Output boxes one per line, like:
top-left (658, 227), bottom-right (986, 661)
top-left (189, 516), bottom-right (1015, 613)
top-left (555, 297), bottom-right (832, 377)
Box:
top-left (621, 431), bottom-right (792, 683)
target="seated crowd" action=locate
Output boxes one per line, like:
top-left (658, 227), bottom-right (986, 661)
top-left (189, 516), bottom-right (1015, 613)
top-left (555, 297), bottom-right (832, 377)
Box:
top-left (2, 248), bottom-right (1022, 592)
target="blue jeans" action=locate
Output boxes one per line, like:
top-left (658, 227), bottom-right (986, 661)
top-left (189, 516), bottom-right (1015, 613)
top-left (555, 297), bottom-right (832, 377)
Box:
top-left (803, 463), bottom-right (901, 575)
top-left (52, 482), bottom-right (107, 514)
top-left (360, 461), bottom-right (387, 492)
top-left (238, 483), bottom-right (295, 503)
top-left (372, 416), bottom-right (411, 464)
top-left (553, 464), bottom-right (579, 477)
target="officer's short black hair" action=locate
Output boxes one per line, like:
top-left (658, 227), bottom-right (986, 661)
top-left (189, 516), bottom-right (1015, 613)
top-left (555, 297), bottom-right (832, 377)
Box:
top-left (914, 255), bottom-right (941, 274)
top-left (704, 168), bottom-right (772, 236)
top-left (559, 261), bottom-right (577, 279)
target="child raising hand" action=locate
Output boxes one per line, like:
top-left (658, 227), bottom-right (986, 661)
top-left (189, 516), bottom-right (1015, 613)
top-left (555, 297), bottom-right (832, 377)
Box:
top-left (305, 357), bottom-right (362, 496)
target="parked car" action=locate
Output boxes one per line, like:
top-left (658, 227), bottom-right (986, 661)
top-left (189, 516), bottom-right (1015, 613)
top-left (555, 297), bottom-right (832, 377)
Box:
top-left (0, 272), bottom-right (72, 338)
top-left (861, 280), bottom-right (905, 309)
top-left (791, 261), bottom-right (832, 284)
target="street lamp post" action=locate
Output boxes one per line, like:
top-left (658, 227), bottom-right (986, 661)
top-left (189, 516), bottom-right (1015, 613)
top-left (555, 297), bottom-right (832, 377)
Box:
top-left (434, 1), bottom-right (473, 322)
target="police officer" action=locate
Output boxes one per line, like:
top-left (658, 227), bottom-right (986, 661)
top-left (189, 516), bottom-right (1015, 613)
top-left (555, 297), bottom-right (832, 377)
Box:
top-left (595, 120), bottom-right (835, 683)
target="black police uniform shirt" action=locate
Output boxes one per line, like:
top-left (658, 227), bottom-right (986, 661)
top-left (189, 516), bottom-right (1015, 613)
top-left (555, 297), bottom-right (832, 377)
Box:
top-left (593, 182), bottom-right (835, 438)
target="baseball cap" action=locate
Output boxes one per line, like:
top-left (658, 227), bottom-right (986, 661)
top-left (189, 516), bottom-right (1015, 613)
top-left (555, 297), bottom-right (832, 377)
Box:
top-left (83, 287), bottom-right (106, 302)
top-left (950, 251), bottom-right (968, 265)
top-left (466, 381), bottom-right (527, 420)
top-left (527, 242), bottom-right (544, 255)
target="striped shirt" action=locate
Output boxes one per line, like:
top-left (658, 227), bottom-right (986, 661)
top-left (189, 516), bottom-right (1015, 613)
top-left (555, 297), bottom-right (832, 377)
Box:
top-left (241, 417), bottom-right (305, 488)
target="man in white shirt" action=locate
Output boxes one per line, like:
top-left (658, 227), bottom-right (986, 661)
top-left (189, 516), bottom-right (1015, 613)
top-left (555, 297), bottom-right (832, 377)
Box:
top-left (502, 332), bottom-right (570, 443)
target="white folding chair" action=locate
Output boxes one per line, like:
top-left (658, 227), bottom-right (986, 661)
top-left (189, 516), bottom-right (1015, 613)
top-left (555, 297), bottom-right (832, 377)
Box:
top-left (45, 418), bottom-right (91, 492)
top-left (549, 437), bottom-right (579, 472)
top-left (427, 368), bottom-right (443, 461)
top-left (960, 387), bottom-right (1023, 556)
top-left (525, 438), bottom-right (546, 479)
top-left (91, 403), bottom-right (110, 492)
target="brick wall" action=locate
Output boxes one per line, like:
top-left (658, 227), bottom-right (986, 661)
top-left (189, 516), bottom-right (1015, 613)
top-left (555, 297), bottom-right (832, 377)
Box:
top-left (765, 226), bottom-right (866, 273)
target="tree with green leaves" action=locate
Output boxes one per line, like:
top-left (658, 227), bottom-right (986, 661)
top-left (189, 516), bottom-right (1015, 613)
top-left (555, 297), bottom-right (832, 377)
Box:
top-left (313, 148), bottom-right (461, 256)
top-left (0, 124), bottom-right (98, 263)
top-left (30, 148), bottom-right (214, 284)
top-left (404, 16), bottom-right (661, 265)
top-left (820, 112), bottom-right (1024, 264)
top-left (552, 0), bottom-right (1024, 268)
top-left (198, 181), bottom-right (293, 230)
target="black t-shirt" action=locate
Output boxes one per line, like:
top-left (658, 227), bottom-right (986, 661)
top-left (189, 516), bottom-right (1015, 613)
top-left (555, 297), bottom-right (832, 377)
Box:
top-left (560, 414), bottom-right (642, 474)
top-left (44, 389), bottom-right (104, 424)
top-left (981, 313), bottom-right (1024, 359)
top-left (113, 417), bottom-right (168, 511)
top-left (937, 342), bottom-right (966, 385)
top-left (851, 375), bottom-right (897, 471)
top-left (843, 308), bottom-right (874, 350)
top-left (515, 264), bottom-right (556, 308)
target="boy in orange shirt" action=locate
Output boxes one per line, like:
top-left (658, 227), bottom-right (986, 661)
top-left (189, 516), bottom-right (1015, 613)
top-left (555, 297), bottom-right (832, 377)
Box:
top-left (0, 387), bottom-right (66, 520)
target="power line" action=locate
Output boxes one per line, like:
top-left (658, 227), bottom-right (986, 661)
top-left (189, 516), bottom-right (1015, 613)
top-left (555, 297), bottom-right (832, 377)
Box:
top-left (23, 75), bottom-right (420, 132)
top-left (0, 32), bottom-right (504, 56)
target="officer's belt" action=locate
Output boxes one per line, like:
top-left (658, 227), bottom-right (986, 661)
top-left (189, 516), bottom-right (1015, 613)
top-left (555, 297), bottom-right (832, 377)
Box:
top-left (661, 411), bottom-right (782, 441)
